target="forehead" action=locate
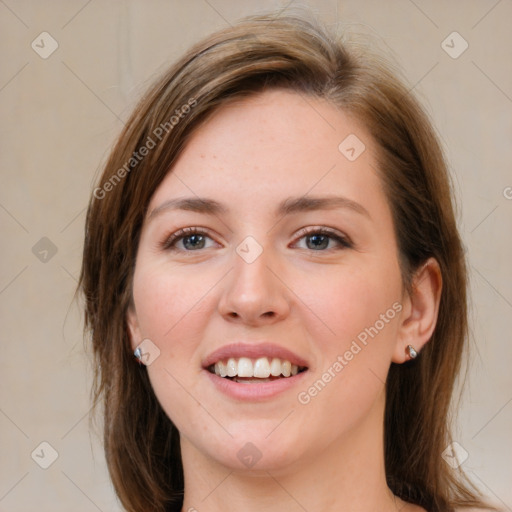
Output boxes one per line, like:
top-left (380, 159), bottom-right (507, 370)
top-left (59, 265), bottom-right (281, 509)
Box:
top-left (147, 89), bottom-right (387, 221)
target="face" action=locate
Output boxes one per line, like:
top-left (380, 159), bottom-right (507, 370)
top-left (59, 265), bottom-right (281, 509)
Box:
top-left (128, 89), bottom-right (406, 472)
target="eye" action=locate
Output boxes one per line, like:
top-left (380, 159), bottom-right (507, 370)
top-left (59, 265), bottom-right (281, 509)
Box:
top-left (161, 226), bottom-right (352, 253)
top-left (292, 227), bottom-right (352, 251)
top-left (161, 227), bottom-right (218, 252)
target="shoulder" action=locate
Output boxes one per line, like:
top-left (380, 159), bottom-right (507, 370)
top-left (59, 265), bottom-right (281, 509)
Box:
top-left (454, 508), bottom-right (503, 512)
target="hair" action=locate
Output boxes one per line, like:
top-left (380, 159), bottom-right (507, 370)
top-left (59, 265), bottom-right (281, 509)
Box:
top-left (78, 10), bottom-right (498, 512)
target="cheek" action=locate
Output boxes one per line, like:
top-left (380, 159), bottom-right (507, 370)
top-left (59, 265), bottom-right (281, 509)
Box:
top-left (294, 260), bottom-right (402, 356)
top-left (293, 269), bottom-right (402, 438)
top-left (132, 261), bottom-right (213, 342)
top-left (131, 263), bottom-right (214, 430)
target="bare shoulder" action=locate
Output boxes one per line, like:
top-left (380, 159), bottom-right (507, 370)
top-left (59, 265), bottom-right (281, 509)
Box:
top-left (416, 507), bottom-right (499, 512)
top-left (403, 501), bottom-right (501, 512)
top-left (454, 507), bottom-right (503, 512)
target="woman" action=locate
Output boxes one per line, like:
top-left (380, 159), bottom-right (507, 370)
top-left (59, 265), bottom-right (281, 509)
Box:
top-left (78, 11), bottom-right (498, 512)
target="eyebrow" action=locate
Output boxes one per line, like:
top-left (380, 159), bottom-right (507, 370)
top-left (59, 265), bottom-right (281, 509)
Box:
top-left (147, 195), bottom-right (371, 221)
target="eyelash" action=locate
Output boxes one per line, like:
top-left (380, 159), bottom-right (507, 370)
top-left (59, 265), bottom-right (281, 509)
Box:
top-left (161, 226), bottom-right (352, 252)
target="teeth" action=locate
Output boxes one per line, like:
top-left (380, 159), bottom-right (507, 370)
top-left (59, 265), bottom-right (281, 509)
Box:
top-left (270, 357), bottom-right (282, 376)
top-left (253, 357), bottom-right (271, 378)
top-left (212, 357), bottom-right (304, 379)
top-left (226, 358), bottom-right (237, 377)
top-left (215, 361), bottom-right (227, 377)
top-left (237, 357), bottom-right (253, 377)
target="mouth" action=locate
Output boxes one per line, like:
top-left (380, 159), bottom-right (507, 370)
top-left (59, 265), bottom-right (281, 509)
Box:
top-left (202, 343), bottom-right (310, 398)
top-left (207, 356), bottom-right (308, 383)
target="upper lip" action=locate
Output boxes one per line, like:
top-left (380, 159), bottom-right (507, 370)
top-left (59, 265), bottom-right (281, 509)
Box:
top-left (202, 342), bottom-right (309, 369)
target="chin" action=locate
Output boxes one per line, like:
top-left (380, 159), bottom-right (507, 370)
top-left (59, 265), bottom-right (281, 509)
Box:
top-left (191, 428), bottom-right (309, 473)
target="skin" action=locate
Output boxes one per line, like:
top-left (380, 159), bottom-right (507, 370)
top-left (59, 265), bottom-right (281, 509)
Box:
top-left (127, 89), bottom-right (441, 512)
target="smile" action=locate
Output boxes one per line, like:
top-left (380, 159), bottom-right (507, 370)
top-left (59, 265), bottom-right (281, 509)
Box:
top-left (208, 356), bottom-right (308, 382)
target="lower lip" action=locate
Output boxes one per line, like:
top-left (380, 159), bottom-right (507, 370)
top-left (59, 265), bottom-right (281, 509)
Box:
top-left (203, 369), bottom-right (308, 401)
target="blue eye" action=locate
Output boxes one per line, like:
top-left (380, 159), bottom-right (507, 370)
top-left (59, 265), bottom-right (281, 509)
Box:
top-left (162, 227), bottom-right (216, 251)
top-left (162, 227), bottom-right (352, 252)
top-left (293, 227), bottom-right (352, 251)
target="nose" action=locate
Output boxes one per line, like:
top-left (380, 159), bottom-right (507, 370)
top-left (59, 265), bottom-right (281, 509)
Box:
top-left (217, 244), bottom-right (291, 326)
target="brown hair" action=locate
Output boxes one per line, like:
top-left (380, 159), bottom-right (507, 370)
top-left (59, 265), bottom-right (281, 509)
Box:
top-left (78, 11), bottom-right (497, 512)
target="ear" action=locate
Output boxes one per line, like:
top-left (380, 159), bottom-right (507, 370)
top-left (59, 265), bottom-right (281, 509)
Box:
top-left (126, 303), bottom-right (142, 352)
top-left (392, 257), bottom-right (443, 363)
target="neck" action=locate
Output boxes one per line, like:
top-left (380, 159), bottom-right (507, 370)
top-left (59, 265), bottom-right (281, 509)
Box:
top-left (180, 389), bottom-right (403, 512)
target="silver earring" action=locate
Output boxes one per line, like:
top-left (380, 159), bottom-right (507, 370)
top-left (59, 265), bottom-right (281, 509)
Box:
top-left (406, 345), bottom-right (418, 359)
top-left (134, 347), bottom-right (144, 365)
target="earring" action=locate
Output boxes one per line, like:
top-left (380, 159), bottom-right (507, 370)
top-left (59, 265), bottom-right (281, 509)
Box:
top-left (406, 345), bottom-right (418, 359)
top-left (134, 347), bottom-right (145, 365)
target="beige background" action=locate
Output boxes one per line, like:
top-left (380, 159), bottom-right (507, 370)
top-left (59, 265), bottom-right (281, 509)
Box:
top-left (1, 1), bottom-right (511, 510)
